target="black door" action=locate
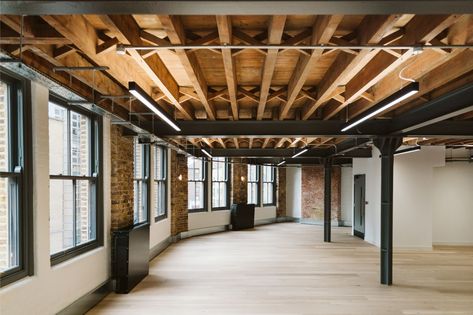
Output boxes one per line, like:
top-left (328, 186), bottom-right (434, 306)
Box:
top-left (353, 174), bottom-right (366, 239)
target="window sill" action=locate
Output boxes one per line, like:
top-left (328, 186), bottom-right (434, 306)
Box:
top-left (50, 240), bottom-right (102, 266)
top-left (154, 214), bottom-right (168, 222)
top-left (188, 208), bottom-right (208, 213)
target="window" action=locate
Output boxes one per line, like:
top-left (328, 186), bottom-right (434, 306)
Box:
top-left (247, 164), bottom-right (259, 205)
top-left (48, 98), bottom-right (102, 265)
top-left (154, 145), bottom-right (167, 221)
top-left (188, 157), bottom-right (206, 211)
top-left (211, 157), bottom-right (229, 210)
top-left (133, 138), bottom-right (150, 224)
top-left (262, 165), bottom-right (276, 206)
top-left (0, 71), bottom-right (32, 286)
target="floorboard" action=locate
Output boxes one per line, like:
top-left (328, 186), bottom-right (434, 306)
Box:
top-left (88, 223), bottom-right (473, 315)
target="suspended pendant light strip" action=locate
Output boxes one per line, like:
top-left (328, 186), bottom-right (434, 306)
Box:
top-left (341, 82), bottom-right (419, 132)
top-left (129, 82), bottom-right (181, 132)
top-left (291, 148), bottom-right (309, 158)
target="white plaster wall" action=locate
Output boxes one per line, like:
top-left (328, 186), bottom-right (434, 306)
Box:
top-left (433, 162), bottom-right (473, 245)
top-left (149, 148), bottom-right (171, 248)
top-left (353, 146), bottom-right (445, 248)
top-left (393, 146), bottom-right (445, 249)
top-left (0, 83), bottom-right (111, 315)
top-left (340, 166), bottom-right (353, 227)
top-left (285, 167), bottom-right (302, 219)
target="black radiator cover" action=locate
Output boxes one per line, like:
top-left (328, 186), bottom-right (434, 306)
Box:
top-left (231, 203), bottom-right (255, 230)
top-left (112, 223), bottom-right (150, 293)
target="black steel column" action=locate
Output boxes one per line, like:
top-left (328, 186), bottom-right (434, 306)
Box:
top-left (323, 158), bottom-right (332, 243)
top-left (373, 137), bottom-right (402, 285)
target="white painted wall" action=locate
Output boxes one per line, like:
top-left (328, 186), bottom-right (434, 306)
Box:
top-left (285, 167), bottom-right (302, 219)
top-left (433, 162), bottom-right (473, 245)
top-left (340, 166), bottom-right (353, 227)
top-left (393, 146), bottom-right (445, 249)
top-left (353, 146), bottom-right (446, 249)
top-left (0, 83), bottom-right (111, 315)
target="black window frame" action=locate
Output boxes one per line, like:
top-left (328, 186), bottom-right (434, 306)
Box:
top-left (0, 69), bottom-right (33, 287)
top-left (133, 138), bottom-right (151, 225)
top-left (211, 157), bottom-right (231, 211)
top-left (187, 157), bottom-right (207, 213)
top-left (262, 165), bottom-right (277, 207)
top-left (247, 164), bottom-right (260, 206)
top-left (48, 95), bottom-right (104, 266)
top-left (154, 145), bottom-right (167, 222)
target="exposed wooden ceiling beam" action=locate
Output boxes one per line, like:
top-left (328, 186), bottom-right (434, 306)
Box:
top-left (322, 14), bottom-right (462, 120)
top-left (216, 15), bottom-right (239, 120)
top-left (160, 15), bottom-right (216, 120)
top-left (302, 15), bottom-right (401, 120)
top-left (41, 15), bottom-right (157, 109)
top-left (279, 15), bottom-right (343, 120)
top-left (257, 15), bottom-right (286, 120)
top-left (101, 15), bottom-right (194, 120)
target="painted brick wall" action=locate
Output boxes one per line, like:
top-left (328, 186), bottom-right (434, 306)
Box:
top-left (231, 159), bottom-right (248, 204)
top-left (170, 151), bottom-right (188, 235)
top-left (301, 165), bottom-right (341, 223)
top-left (110, 125), bottom-right (134, 230)
top-left (277, 167), bottom-right (287, 217)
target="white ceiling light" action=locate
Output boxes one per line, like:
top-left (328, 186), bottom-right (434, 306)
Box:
top-left (277, 160), bottom-right (286, 166)
top-left (201, 148), bottom-right (213, 159)
top-left (128, 82), bottom-right (181, 132)
top-left (291, 148), bottom-right (309, 158)
top-left (342, 82), bottom-right (419, 132)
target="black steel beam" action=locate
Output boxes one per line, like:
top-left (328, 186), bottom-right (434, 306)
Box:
top-left (153, 120), bottom-right (390, 138)
top-left (390, 82), bottom-right (473, 134)
top-left (151, 120), bottom-right (473, 138)
top-left (373, 137), bottom-right (402, 286)
top-left (187, 147), bottom-right (372, 158)
top-left (323, 158), bottom-right (332, 243)
top-left (244, 157), bottom-right (353, 166)
top-left (3, 1), bottom-right (473, 15)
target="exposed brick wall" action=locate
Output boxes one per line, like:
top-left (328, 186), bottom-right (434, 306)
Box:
top-left (110, 125), bottom-right (134, 230)
top-left (231, 159), bottom-right (248, 204)
top-left (301, 165), bottom-right (341, 223)
top-left (170, 151), bottom-right (188, 235)
top-left (277, 168), bottom-right (287, 217)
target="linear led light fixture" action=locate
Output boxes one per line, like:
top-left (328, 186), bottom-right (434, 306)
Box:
top-left (341, 82), bottom-right (419, 132)
top-left (291, 148), bottom-right (309, 158)
top-left (394, 146), bottom-right (421, 156)
top-left (201, 148), bottom-right (213, 159)
top-left (53, 66), bottom-right (109, 72)
top-left (277, 160), bottom-right (286, 166)
top-left (128, 82), bottom-right (181, 132)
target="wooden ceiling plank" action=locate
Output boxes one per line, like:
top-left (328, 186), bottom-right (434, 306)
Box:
top-left (160, 15), bottom-right (216, 120)
top-left (279, 15), bottom-right (343, 120)
top-left (257, 15), bottom-right (287, 120)
top-left (102, 15), bottom-right (194, 120)
top-left (41, 15), bottom-right (168, 114)
top-left (323, 14), bottom-right (461, 120)
top-left (216, 15), bottom-right (239, 120)
top-left (302, 15), bottom-right (401, 120)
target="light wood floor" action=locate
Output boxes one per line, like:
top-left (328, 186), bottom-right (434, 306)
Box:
top-left (89, 223), bottom-right (473, 315)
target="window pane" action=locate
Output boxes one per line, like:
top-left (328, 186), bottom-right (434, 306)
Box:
top-left (134, 180), bottom-right (147, 224)
top-left (48, 103), bottom-right (69, 175)
top-left (134, 139), bottom-right (143, 179)
top-left (0, 176), bottom-right (19, 272)
top-left (50, 179), bottom-right (74, 254)
top-left (70, 112), bottom-right (90, 176)
top-left (0, 81), bottom-right (9, 172)
top-left (155, 146), bottom-right (165, 180)
top-left (76, 180), bottom-right (94, 245)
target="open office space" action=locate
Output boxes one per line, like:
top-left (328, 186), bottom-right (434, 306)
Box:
top-left (0, 1), bottom-right (472, 314)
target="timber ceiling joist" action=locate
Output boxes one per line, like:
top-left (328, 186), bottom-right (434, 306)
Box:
top-left (1, 12), bottom-right (473, 152)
